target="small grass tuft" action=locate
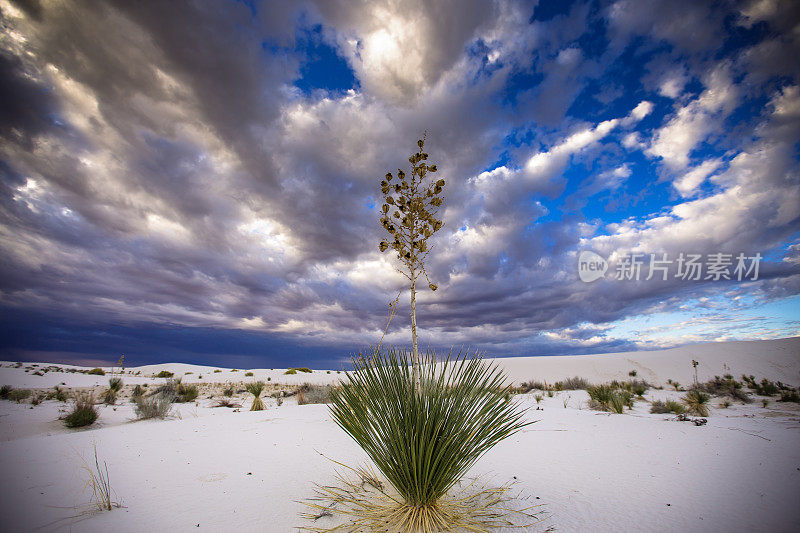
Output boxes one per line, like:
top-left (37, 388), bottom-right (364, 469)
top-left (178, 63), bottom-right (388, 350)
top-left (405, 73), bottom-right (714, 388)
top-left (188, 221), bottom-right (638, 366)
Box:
top-left (245, 371), bottom-right (254, 377)
top-left (155, 370), bottom-right (173, 378)
top-left (87, 368), bottom-right (105, 376)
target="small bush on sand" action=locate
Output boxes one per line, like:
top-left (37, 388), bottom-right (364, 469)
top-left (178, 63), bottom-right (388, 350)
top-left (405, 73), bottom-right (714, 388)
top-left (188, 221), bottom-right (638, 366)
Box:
top-left (632, 383), bottom-right (647, 397)
top-left (561, 376), bottom-right (590, 390)
top-left (245, 371), bottom-right (254, 377)
top-left (102, 388), bottom-right (117, 405)
top-left (297, 384), bottom-right (333, 405)
top-left (609, 393), bottom-right (626, 414)
top-left (8, 389), bottom-right (31, 403)
top-left (588, 384), bottom-right (632, 413)
top-left (779, 390), bottom-right (800, 403)
top-left (517, 380), bottom-right (546, 393)
top-left (295, 367), bottom-right (312, 373)
top-left (0, 385), bottom-right (12, 399)
top-left (131, 385), bottom-right (144, 401)
top-left (683, 390), bottom-right (710, 416)
top-left (63, 392), bottom-right (99, 428)
top-left (695, 375), bottom-right (751, 403)
top-left (665, 399), bottom-right (685, 414)
top-left (212, 398), bottom-right (242, 408)
top-left (284, 369), bottom-right (297, 375)
top-left (534, 393), bottom-right (543, 404)
top-left (88, 368), bottom-right (105, 376)
top-left (134, 391), bottom-right (174, 419)
top-left (223, 386), bottom-right (234, 397)
top-left (155, 370), bottom-right (173, 378)
top-left (628, 370), bottom-right (637, 377)
top-left (246, 381), bottom-right (265, 411)
top-left (214, 369), bottom-right (222, 373)
top-left (177, 382), bottom-right (198, 403)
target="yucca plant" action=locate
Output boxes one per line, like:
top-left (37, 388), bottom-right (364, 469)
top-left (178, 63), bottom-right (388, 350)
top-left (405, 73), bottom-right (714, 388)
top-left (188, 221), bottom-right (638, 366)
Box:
top-left (318, 347), bottom-right (532, 530)
top-left (683, 389), bottom-right (710, 416)
top-left (246, 381), bottom-right (265, 411)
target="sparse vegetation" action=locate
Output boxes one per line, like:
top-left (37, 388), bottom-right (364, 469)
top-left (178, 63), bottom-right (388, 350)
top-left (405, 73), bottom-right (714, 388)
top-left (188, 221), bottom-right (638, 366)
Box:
top-left (88, 368), bottom-right (105, 376)
top-left (297, 383), bottom-right (333, 405)
top-left (155, 370), bottom-right (173, 378)
top-left (559, 376), bottom-right (590, 390)
top-left (0, 385), bottom-right (12, 399)
top-left (588, 384), bottom-right (633, 413)
top-left (779, 390), bottom-right (800, 403)
top-left (212, 398), bottom-right (242, 408)
top-left (683, 390), bottom-right (710, 417)
top-left (8, 389), bottom-right (31, 403)
top-left (223, 386), bottom-right (234, 397)
top-left (534, 393), bottom-right (543, 404)
top-left (694, 375), bottom-right (751, 403)
top-left (246, 381), bottom-right (265, 411)
top-left (628, 370), bottom-right (637, 377)
top-left (134, 391), bottom-right (174, 419)
top-left (63, 392), bottom-right (99, 428)
top-left (245, 372), bottom-right (254, 377)
top-left (131, 385), bottom-right (144, 401)
top-left (214, 369), bottom-right (222, 373)
top-left (102, 388), bottom-right (117, 405)
top-left (284, 369), bottom-right (297, 375)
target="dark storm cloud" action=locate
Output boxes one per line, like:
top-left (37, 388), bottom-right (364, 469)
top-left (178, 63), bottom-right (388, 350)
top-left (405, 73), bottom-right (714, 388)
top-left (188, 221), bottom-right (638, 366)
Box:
top-left (0, 0), bottom-right (798, 366)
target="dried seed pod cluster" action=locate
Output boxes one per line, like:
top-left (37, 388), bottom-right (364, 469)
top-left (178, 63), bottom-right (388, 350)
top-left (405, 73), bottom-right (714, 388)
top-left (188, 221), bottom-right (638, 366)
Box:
top-left (378, 135), bottom-right (444, 290)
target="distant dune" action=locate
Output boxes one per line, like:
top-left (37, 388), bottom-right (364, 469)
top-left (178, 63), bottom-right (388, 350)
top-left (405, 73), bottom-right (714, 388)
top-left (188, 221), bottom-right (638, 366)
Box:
top-left (493, 336), bottom-right (800, 387)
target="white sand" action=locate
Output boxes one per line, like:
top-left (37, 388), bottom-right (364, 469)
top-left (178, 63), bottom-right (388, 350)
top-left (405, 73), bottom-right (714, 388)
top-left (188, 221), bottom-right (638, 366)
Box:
top-left (0, 337), bottom-right (798, 532)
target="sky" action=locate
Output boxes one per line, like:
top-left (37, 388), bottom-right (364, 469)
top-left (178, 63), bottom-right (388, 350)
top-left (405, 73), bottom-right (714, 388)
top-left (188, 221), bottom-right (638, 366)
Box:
top-left (0, 0), bottom-right (798, 369)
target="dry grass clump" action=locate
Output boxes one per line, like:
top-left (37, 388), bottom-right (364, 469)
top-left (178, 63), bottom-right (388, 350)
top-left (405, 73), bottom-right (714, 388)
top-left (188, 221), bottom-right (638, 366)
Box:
top-left (87, 368), bottom-right (105, 376)
top-left (134, 390), bottom-right (174, 419)
top-left (0, 384), bottom-right (12, 399)
top-left (694, 375), bottom-right (751, 403)
top-left (212, 398), bottom-right (242, 408)
top-left (81, 444), bottom-right (119, 511)
top-left (8, 388), bottom-right (32, 403)
top-left (558, 376), bottom-right (590, 390)
top-left (246, 381), bottom-right (266, 410)
top-left (650, 399), bottom-right (685, 414)
top-left (297, 384), bottom-right (334, 405)
top-left (683, 390), bottom-right (710, 416)
top-left (63, 392), bottom-right (99, 428)
top-left (285, 369), bottom-right (298, 375)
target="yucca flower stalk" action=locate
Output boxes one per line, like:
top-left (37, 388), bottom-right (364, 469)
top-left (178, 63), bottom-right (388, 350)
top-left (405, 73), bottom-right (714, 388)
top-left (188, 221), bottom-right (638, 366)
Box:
top-left (246, 381), bottom-right (265, 411)
top-left (378, 134), bottom-right (445, 388)
top-left (321, 346), bottom-right (532, 530)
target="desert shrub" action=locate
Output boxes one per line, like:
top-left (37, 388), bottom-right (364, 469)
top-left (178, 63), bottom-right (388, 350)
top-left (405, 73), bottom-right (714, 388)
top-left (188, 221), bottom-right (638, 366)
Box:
top-left (719, 400), bottom-right (732, 408)
top-left (650, 400), bottom-right (670, 413)
top-left (297, 384), bottom-right (333, 405)
top-left (762, 399), bottom-right (770, 407)
top-left (245, 381), bottom-right (265, 411)
top-left (284, 369), bottom-right (297, 375)
top-left (134, 391), bottom-right (174, 419)
top-left (212, 398), bottom-right (241, 408)
top-left (328, 347), bottom-right (529, 528)
top-left (665, 399), bottom-right (685, 414)
top-left (779, 390), bottom-right (800, 403)
top-left (546, 390), bottom-right (554, 398)
top-left (184, 372), bottom-right (193, 375)
top-left (8, 389), bottom-right (31, 403)
top-left (108, 377), bottom-right (123, 392)
top-left (0, 385), bottom-right (11, 399)
top-left (754, 379), bottom-right (780, 396)
top-left (223, 386), bottom-right (234, 397)
top-left (696, 375), bottom-right (751, 403)
top-left (63, 393), bottom-right (99, 428)
top-left (587, 384), bottom-right (615, 406)
top-left (632, 383), bottom-right (647, 397)
top-left (295, 367), bottom-right (312, 373)
top-left (131, 385), bottom-right (144, 401)
top-left (628, 370), bottom-right (637, 377)
top-left (31, 393), bottom-right (46, 405)
top-left (88, 368), bottom-right (105, 376)
top-left (561, 376), bottom-right (590, 390)
top-left (102, 388), bottom-right (117, 405)
top-left (683, 390), bottom-right (710, 416)
top-left (214, 369), bottom-right (222, 373)
top-left (534, 393), bottom-right (543, 404)
top-left (245, 371), bottom-right (254, 377)
top-left (517, 380), bottom-right (546, 393)
top-left (177, 382), bottom-right (198, 403)
top-left (32, 371), bottom-right (43, 376)
top-left (230, 369), bottom-right (238, 372)
top-left (155, 370), bottom-right (173, 378)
